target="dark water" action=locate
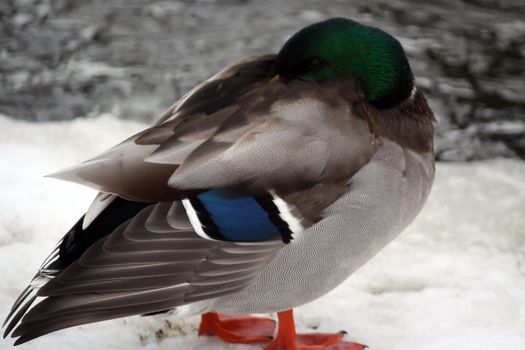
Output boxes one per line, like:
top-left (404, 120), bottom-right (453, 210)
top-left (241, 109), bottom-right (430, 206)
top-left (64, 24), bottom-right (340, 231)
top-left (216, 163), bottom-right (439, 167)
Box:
top-left (1, 0), bottom-right (524, 160)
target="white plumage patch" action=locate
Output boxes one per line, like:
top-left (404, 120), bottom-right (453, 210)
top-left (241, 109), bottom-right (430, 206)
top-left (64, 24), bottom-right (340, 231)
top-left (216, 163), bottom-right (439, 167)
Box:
top-left (181, 198), bottom-right (211, 240)
top-left (271, 194), bottom-right (305, 235)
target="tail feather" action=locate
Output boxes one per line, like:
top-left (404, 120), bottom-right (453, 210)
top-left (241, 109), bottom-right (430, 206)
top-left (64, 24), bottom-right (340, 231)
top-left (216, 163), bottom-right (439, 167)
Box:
top-left (2, 195), bottom-right (152, 343)
top-left (3, 291), bottom-right (38, 338)
top-left (12, 299), bottom-right (179, 345)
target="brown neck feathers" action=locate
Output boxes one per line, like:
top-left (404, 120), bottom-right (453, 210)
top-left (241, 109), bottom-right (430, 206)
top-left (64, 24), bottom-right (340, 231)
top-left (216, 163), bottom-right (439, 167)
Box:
top-left (360, 89), bottom-right (435, 154)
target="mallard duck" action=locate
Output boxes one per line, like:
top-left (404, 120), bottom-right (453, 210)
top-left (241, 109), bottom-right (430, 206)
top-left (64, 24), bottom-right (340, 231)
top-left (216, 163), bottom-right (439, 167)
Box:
top-left (3, 17), bottom-right (435, 349)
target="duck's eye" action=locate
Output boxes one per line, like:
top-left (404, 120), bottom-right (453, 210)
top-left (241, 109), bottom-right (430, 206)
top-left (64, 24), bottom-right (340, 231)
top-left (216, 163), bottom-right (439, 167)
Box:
top-left (307, 57), bottom-right (326, 71)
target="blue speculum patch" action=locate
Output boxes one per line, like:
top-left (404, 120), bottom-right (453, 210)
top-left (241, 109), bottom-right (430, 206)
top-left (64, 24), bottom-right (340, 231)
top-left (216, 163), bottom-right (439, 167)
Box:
top-left (191, 190), bottom-right (291, 242)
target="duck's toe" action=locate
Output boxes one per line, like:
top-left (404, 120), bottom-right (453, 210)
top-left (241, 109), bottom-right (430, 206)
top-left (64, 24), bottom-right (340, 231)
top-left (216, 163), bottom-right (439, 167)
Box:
top-left (263, 310), bottom-right (366, 350)
top-left (265, 331), bottom-right (365, 350)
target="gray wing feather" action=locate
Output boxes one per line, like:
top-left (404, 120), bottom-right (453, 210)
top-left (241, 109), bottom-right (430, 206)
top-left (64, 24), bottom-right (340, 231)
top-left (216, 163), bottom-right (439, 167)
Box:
top-left (159, 81), bottom-right (376, 195)
top-left (45, 55), bottom-right (276, 201)
top-left (10, 201), bottom-right (284, 344)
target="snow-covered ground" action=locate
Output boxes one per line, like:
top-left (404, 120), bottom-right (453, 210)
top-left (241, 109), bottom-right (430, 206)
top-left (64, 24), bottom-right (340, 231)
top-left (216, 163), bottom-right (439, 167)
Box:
top-left (1, 115), bottom-right (524, 350)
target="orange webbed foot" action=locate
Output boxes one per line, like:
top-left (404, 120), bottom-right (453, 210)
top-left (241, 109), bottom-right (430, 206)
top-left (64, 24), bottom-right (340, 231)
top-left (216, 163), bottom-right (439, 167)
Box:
top-left (264, 310), bottom-right (366, 350)
top-left (199, 312), bottom-right (276, 344)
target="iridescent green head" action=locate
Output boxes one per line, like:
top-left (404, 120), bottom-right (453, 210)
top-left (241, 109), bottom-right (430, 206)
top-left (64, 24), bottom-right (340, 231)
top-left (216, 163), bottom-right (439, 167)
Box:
top-left (274, 18), bottom-right (414, 108)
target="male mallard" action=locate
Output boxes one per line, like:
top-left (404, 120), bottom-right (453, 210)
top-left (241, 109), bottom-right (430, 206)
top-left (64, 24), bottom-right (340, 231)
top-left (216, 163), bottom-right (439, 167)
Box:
top-left (3, 17), bottom-right (435, 349)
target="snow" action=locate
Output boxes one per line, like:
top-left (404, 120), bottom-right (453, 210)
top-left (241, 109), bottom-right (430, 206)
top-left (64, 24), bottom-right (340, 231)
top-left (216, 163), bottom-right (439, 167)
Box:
top-left (1, 115), bottom-right (524, 350)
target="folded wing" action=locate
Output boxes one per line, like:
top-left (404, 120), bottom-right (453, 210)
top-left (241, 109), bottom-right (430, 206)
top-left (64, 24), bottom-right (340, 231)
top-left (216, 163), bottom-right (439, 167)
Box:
top-left (8, 201), bottom-right (285, 344)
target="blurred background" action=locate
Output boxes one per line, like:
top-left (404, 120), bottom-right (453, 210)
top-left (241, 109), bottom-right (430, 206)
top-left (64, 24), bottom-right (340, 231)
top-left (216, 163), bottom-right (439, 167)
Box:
top-left (1, 0), bottom-right (524, 161)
